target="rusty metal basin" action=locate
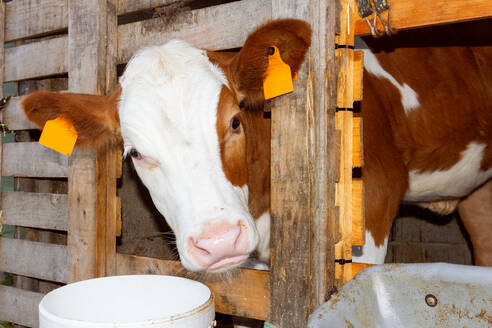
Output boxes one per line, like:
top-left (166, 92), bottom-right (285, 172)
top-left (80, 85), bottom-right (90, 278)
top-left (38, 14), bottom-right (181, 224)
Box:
top-left (309, 263), bottom-right (492, 328)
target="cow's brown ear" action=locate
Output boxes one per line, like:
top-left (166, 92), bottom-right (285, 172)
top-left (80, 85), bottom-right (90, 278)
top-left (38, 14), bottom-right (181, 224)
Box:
top-left (21, 86), bottom-right (121, 149)
top-left (228, 19), bottom-right (311, 110)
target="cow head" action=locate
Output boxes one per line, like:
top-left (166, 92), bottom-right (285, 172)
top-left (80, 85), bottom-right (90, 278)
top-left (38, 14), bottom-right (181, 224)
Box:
top-left (21, 19), bottom-right (311, 272)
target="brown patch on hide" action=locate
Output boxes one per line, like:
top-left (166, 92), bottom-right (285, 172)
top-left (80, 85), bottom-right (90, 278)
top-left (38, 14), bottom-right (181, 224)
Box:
top-left (214, 85), bottom-right (271, 220)
top-left (228, 19), bottom-right (311, 110)
top-left (216, 86), bottom-right (247, 187)
top-left (21, 86), bottom-right (121, 150)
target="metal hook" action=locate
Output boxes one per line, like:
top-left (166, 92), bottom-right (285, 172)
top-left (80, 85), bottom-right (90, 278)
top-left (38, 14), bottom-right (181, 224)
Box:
top-left (364, 17), bottom-right (377, 37)
top-left (373, 13), bottom-right (385, 38)
top-left (384, 3), bottom-right (398, 36)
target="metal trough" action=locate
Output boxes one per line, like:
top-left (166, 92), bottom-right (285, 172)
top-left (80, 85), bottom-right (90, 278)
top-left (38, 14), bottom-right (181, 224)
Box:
top-left (309, 263), bottom-right (492, 328)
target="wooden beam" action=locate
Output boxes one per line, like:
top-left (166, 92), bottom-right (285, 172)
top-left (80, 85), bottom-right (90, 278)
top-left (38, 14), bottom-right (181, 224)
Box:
top-left (3, 142), bottom-right (68, 178)
top-left (117, 0), bottom-right (272, 64)
top-left (4, 36), bottom-right (67, 82)
top-left (2, 191), bottom-right (67, 230)
top-left (352, 117), bottom-right (363, 168)
top-left (352, 179), bottom-right (364, 245)
top-left (335, 0), bottom-right (356, 285)
top-left (98, 0), bottom-right (119, 278)
top-left (355, 0), bottom-right (492, 36)
top-left (67, 0), bottom-right (104, 282)
top-left (117, 0), bottom-right (180, 15)
top-left (116, 254), bottom-right (270, 321)
top-left (67, 0), bottom-right (118, 283)
top-left (268, 0), bottom-right (338, 326)
top-left (0, 285), bottom-right (44, 327)
top-left (0, 238), bottom-right (67, 283)
top-left (5, 0), bottom-right (68, 42)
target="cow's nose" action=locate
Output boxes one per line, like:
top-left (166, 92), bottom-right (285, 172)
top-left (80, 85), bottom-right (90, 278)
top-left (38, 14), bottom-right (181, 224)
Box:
top-left (188, 221), bottom-right (249, 270)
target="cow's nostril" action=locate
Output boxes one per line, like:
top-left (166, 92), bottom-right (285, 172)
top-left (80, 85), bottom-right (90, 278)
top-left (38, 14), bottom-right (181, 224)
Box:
top-left (188, 221), bottom-right (250, 270)
top-left (189, 237), bottom-right (210, 256)
top-left (234, 223), bottom-right (244, 249)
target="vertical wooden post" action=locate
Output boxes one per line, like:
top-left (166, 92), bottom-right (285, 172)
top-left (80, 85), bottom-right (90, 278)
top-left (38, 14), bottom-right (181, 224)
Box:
top-left (270, 1), bottom-right (337, 326)
top-left (67, 0), bottom-right (118, 282)
top-left (0, 1), bottom-right (5, 226)
top-left (334, 0), bottom-right (357, 285)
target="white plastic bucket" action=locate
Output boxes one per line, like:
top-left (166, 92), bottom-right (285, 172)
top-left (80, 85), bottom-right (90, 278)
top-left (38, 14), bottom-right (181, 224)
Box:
top-left (39, 275), bottom-right (215, 328)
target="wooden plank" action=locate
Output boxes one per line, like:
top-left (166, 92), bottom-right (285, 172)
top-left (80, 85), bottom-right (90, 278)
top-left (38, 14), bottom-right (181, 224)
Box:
top-left (1, 191), bottom-right (67, 231)
top-left (117, 0), bottom-right (180, 15)
top-left (0, 0), bottom-right (5, 263)
top-left (5, 0), bottom-right (68, 42)
top-left (0, 285), bottom-right (44, 327)
top-left (306, 0), bottom-right (338, 314)
top-left (117, 0), bottom-right (272, 64)
top-left (0, 238), bottom-right (67, 283)
top-left (116, 254), bottom-right (270, 321)
top-left (4, 36), bottom-right (67, 82)
top-left (3, 142), bottom-right (68, 177)
top-left (268, 0), bottom-right (338, 325)
top-left (67, 0), bottom-right (116, 283)
top-left (100, 0), bottom-right (119, 277)
top-left (352, 179), bottom-right (364, 245)
top-left (335, 0), bottom-right (356, 286)
top-left (353, 116), bottom-right (362, 167)
top-left (355, 0), bottom-right (492, 36)
top-left (353, 50), bottom-right (363, 102)
top-left (2, 96), bottom-right (37, 130)
top-left (351, 262), bottom-right (373, 277)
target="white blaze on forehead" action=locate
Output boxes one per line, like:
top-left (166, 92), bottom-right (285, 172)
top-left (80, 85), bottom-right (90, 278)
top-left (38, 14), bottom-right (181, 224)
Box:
top-left (117, 40), bottom-right (258, 268)
top-left (405, 142), bottom-right (492, 202)
top-left (357, 38), bottom-right (420, 115)
top-left (352, 231), bottom-right (388, 264)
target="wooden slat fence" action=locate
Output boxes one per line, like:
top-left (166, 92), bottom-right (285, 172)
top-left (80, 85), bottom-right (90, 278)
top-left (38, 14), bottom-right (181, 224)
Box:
top-left (1, 0), bottom-right (491, 327)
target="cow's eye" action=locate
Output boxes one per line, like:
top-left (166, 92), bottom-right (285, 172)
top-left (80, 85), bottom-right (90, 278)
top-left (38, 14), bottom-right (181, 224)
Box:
top-left (129, 148), bottom-right (142, 160)
top-left (230, 117), bottom-right (241, 132)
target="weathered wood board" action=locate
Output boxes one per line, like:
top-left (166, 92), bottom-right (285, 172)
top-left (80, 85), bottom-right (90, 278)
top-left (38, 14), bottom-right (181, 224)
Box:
top-left (117, 0), bottom-right (180, 15)
top-left (0, 238), bottom-right (67, 283)
top-left (355, 0), bottom-right (492, 36)
top-left (2, 191), bottom-right (67, 231)
top-left (117, 0), bottom-right (272, 64)
top-left (116, 254), bottom-right (270, 321)
top-left (0, 285), bottom-right (44, 327)
top-left (5, 36), bottom-right (67, 82)
top-left (3, 142), bottom-right (68, 177)
top-left (5, 0), bottom-right (68, 42)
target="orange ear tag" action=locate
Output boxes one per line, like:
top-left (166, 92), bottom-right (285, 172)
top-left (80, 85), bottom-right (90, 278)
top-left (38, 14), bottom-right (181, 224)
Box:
top-left (263, 46), bottom-right (294, 100)
top-left (39, 117), bottom-right (78, 156)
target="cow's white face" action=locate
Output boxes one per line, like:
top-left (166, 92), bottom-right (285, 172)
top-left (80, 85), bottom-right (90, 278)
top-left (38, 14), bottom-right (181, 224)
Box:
top-left (21, 19), bottom-right (311, 273)
top-left (118, 40), bottom-right (259, 272)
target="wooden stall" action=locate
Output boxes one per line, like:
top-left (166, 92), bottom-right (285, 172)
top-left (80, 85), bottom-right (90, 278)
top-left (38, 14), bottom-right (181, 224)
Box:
top-left (0, 0), bottom-right (491, 327)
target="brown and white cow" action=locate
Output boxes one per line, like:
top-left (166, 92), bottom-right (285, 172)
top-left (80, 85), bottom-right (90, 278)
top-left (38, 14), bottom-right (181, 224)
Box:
top-left (22, 19), bottom-right (310, 272)
top-left (353, 21), bottom-right (492, 266)
top-left (21, 19), bottom-right (492, 272)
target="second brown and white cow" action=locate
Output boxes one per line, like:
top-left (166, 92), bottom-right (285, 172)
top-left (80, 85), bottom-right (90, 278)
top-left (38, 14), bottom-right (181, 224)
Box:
top-left (21, 19), bottom-right (492, 272)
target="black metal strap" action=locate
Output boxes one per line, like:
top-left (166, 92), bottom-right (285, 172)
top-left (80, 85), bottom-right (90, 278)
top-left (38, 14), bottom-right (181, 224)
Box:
top-left (352, 166), bottom-right (362, 179)
top-left (336, 107), bottom-right (354, 112)
top-left (335, 259), bottom-right (352, 265)
top-left (335, 44), bottom-right (355, 50)
top-left (356, 0), bottom-right (374, 18)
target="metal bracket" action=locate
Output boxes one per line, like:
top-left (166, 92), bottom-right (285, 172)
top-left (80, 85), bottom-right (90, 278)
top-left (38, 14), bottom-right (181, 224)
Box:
top-left (335, 259), bottom-right (353, 265)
